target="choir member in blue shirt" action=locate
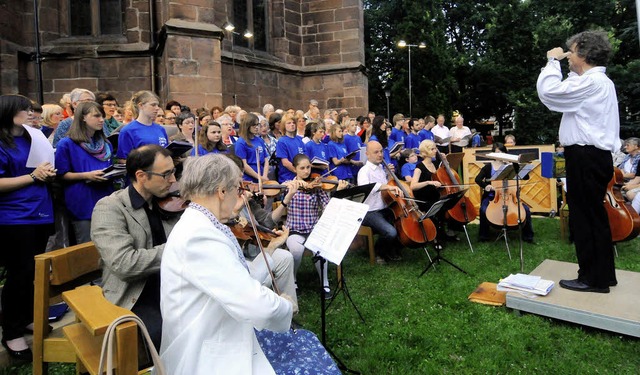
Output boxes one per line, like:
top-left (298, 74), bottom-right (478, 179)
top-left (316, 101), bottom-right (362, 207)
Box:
top-left (327, 123), bottom-right (353, 181)
top-left (275, 113), bottom-right (305, 183)
top-left (191, 120), bottom-right (228, 156)
top-left (400, 149), bottom-right (418, 182)
top-left (234, 113), bottom-right (269, 183)
top-left (304, 120), bottom-right (331, 175)
top-left (404, 119), bottom-right (422, 150)
top-left (0, 94), bottom-right (56, 358)
top-left (344, 117), bottom-right (365, 177)
top-left (55, 102), bottom-right (115, 243)
top-left (369, 115), bottom-right (393, 165)
top-left (116, 90), bottom-right (168, 161)
top-left (419, 115), bottom-right (435, 142)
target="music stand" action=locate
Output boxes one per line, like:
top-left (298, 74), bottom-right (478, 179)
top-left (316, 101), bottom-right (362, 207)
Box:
top-left (419, 191), bottom-right (469, 277)
top-left (486, 153), bottom-right (537, 272)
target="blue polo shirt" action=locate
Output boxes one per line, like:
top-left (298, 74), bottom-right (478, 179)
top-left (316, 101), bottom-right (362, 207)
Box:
top-left (55, 138), bottom-right (114, 220)
top-left (234, 136), bottom-right (268, 182)
top-left (0, 136), bottom-right (53, 225)
top-left (276, 135), bottom-right (305, 182)
top-left (116, 120), bottom-right (168, 159)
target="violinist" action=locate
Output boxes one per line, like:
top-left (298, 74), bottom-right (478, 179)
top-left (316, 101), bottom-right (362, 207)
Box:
top-left (91, 145), bottom-right (179, 350)
top-left (358, 141), bottom-right (404, 264)
top-left (285, 154), bottom-right (349, 298)
top-left (474, 143), bottom-right (534, 243)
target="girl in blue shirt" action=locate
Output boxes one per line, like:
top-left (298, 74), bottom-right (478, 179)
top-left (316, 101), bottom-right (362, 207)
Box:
top-left (0, 94), bottom-right (56, 358)
top-left (192, 120), bottom-right (227, 156)
top-left (327, 123), bottom-right (353, 181)
top-left (344, 118), bottom-right (365, 177)
top-left (55, 102), bottom-right (115, 243)
top-left (234, 113), bottom-right (269, 182)
top-left (116, 90), bottom-right (168, 161)
top-left (304, 121), bottom-right (331, 175)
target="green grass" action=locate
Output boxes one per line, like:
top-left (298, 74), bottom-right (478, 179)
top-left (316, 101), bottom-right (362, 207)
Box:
top-left (4, 217), bottom-right (639, 374)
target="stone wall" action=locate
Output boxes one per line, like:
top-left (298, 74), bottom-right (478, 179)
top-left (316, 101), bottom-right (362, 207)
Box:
top-left (0, 0), bottom-right (368, 116)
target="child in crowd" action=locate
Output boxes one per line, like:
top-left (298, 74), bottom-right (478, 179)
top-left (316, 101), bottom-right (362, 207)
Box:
top-left (400, 149), bottom-right (418, 182)
top-left (327, 123), bottom-right (353, 182)
top-left (192, 120), bottom-right (227, 156)
top-left (275, 113), bottom-right (305, 183)
top-left (304, 120), bottom-right (331, 175)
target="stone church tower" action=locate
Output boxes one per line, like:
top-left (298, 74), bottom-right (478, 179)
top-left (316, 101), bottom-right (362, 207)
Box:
top-left (0, 0), bottom-right (368, 114)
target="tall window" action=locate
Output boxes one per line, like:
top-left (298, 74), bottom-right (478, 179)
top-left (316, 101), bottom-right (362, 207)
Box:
top-left (233, 0), bottom-right (267, 51)
top-left (69, 0), bottom-right (124, 37)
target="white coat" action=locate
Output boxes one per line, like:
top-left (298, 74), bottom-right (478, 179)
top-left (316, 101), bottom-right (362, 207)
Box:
top-left (159, 207), bottom-right (293, 374)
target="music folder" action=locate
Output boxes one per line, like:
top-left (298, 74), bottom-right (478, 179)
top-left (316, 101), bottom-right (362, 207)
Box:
top-left (332, 183), bottom-right (376, 204)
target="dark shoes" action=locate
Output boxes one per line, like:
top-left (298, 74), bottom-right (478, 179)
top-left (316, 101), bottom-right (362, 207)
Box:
top-left (323, 287), bottom-right (333, 300)
top-left (559, 279), bottom-right (610, 294)
top-left (1, 338), bottom-right (33, 362)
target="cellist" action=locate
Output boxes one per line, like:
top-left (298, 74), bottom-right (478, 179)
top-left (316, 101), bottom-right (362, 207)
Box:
top-left (474, 143), bottom-right (534, 243)
top-left (357, 141), bottom-right (404, 264)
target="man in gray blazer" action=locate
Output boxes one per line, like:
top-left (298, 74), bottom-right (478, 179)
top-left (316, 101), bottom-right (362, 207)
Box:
top-left (91, 144), bottom-right (179, 349)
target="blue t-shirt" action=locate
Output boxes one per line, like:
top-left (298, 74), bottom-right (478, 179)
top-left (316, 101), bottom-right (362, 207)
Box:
top-left (305, 140), bottom-right (331, 175)
top-left (344, 133), bottom-right (364, 177)
top-left (405, 133), bottom-right (421, 150)
top-left (419, 129), bottom-right (434, 142)
top-left (191, 145), bottom-right (226, 156)
top-left (234, 136), bottom-right (269, 182)
top-left (389, 127), bottom-right (403, 143)
top-left (55, 138), bottom-right (114, 220)
top-left (328, 140), bottom-right (353, 180)
top-left (116, 120), bottom-right (168, 159)
top-left (401, 162), bottom-right (417, 180)
top-left (276, 136), bottom-right (305, 183)
top-left (0, 136), bottom-right (53, 225)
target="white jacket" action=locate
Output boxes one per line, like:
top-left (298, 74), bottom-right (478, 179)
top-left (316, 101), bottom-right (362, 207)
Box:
top-left (159, 208), bottom-right (293, 374)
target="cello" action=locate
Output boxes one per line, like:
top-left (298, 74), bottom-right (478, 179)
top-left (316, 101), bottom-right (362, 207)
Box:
top-left (604, 167), bottom-right (640, 242)
top-left (381, 160), bottom-right (437, 247)
top-left (433, 150), bottom-right (477, 223)
top-left (485, 179), bottom-right (527, 228)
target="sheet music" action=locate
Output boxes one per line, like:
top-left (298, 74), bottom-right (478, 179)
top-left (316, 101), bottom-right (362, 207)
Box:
top-left (304, 198), bottom-right (370, 265)
top-left (23, 124), bottom-right (55, 168)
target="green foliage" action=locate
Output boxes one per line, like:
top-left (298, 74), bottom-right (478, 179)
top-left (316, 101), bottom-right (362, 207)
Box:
top-left (365, 0), bottom-right (640, 140)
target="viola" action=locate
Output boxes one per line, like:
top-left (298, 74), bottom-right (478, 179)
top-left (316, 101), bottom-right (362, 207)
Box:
top-left (432, 150), bottom-right (477, 224)
top-left (485, 179), bottom-right (527, 228)
top-left (157, 182), bottom-right (189, 215)
top-left (381, 160), bottom-right (437, 247)
top-left (604, 167), bottom-right (640, 242)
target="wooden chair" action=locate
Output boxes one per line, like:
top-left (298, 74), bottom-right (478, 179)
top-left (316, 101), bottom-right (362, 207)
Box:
top-left (62, 285), bottom-right (139, 375)
top-left (33, 242), bottom-right (102, 375)
top-left (354, 225), bottom-right (376, 265)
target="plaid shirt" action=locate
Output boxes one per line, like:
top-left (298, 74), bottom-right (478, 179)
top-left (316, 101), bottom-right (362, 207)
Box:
top-left (285, 189), bottom-right (330, 234)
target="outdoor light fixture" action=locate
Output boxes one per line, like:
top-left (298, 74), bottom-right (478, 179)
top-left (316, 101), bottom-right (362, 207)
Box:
top-left (385, 89), bottom-right (391, 120)
top-left (396, 40), bottom-right (426, 117)
top-left (222, 22), bottom-right (255, 106)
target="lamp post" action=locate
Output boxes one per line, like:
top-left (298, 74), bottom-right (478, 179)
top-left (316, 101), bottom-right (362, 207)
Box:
top-left (222, 22), bottom-right (253, 106)
top-left (397, 40), bottom-right (425, 118)
top-left (384, 89), bottom-right (391, 120)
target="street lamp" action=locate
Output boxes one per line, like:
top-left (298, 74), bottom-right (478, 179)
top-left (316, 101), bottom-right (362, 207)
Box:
top-left (384, 89), bottom-right (391, 120)
top-left (222, 22), bottom-right (253, 106)
top-left (397, 40), bottom-right (426, 118)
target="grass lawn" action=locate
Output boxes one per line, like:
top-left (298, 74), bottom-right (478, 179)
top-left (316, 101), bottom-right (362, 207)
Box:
top-left (3, 217), bottom-right (639, 374)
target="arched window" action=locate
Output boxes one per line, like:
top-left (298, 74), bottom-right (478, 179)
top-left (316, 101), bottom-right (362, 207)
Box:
top-left (233, 0), bottom-right (267, 51)
top-left (69, 0), bottom-right (124, 37)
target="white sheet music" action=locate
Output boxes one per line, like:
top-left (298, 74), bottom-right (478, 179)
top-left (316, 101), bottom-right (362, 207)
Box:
top-left (304, 198), bottom-right (370, 265)
top-left (23, 124), bottom-right (55, 168)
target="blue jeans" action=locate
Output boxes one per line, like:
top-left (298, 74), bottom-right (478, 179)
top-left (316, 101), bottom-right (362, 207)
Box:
top-left (362, 208), bottom-right (400, 258)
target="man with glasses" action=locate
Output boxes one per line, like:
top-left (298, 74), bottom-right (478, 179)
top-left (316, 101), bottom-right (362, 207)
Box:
top-left (91, 145), bottom-right (179, 349)
top-left (52, 88), bottom-right (95, 147)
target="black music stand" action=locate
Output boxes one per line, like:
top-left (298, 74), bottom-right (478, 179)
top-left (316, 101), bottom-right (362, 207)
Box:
top-left (419, 191), bottom-right (469, 277)
top-left (488, 155), bottom-right (536, 272)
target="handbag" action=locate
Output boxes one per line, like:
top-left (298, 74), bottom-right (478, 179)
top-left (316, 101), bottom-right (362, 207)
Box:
top-left (98, 314), bottom-right (167, 375)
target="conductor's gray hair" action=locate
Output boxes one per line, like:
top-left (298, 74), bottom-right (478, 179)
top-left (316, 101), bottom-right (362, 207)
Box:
top-left (180, 154), bottom-right (240, 200)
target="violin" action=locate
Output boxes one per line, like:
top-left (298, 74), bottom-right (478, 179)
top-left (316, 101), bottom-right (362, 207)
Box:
top-left (309, 173), bottom-right (354, 191)
top-left (227, 216), bottom-right (278, 247)
top-left (242, 180), bottom-right (288, 197)
top-left (432, 150), bottom-right (477, 224)
top-left (604, 167), bottom-right (640, 242)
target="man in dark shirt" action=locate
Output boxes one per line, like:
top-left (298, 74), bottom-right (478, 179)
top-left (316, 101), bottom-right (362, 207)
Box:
top-left (91, 144), bottom-right (179, 348)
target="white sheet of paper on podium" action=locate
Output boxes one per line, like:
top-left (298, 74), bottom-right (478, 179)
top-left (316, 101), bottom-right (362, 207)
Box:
top-left (304, 198), bottom-right (370, 265)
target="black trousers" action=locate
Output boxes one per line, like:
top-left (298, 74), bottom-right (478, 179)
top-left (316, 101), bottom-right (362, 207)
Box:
top-left (564, 145), bottom-right (616, 288)
top-left (0, 224), bottom-right (53, 340)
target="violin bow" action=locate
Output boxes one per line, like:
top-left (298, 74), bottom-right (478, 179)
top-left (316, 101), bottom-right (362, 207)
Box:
top-left (241, 195), bottom-right (280, 294)
top-left (255, 148), bottom-right (263, 195)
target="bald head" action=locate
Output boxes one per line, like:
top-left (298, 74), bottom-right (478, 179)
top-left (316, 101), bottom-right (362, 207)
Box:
top-left (366, 141), bottom-right (384, 164)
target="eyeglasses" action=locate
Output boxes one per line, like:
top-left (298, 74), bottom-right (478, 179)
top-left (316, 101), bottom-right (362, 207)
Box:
top-left (103, 103), bottom-right (117, 107)
top-left (144, 168), bottom-right (176, 180)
